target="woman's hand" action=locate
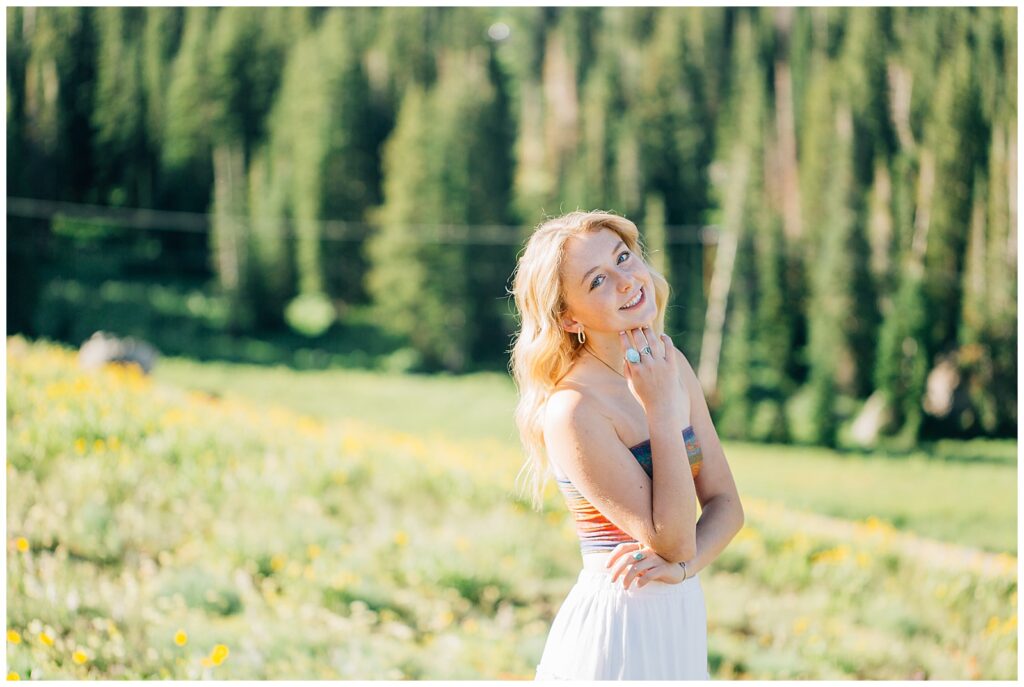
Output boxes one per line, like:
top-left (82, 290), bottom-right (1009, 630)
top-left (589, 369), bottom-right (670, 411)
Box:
top-left (606, 541), bottom-right (686, 590)
top-left (620, 327), bottom-right (690, 425)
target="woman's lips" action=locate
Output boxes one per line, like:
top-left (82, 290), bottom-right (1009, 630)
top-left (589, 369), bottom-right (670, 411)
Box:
top-left (620, 286), bottom-right (645, 310)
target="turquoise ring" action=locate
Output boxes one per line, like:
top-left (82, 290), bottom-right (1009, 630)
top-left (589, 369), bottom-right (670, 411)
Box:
top-left (632, 551), bottom-right (645, 561)
top-left (625, 348), bottom-right (641, 364)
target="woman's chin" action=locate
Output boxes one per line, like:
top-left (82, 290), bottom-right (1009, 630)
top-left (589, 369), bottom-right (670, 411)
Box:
top-left (617, 303), bottom-right (653, 325)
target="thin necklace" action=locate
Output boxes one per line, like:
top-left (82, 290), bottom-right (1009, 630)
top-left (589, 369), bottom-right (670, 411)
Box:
top-left (583, 344), bottom-right (624, 378)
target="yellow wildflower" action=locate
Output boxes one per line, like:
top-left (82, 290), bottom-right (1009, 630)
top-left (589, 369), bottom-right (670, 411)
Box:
top-left (270, 554), bottom-right (285, 572)
top-left (735, 525), bottom-right (759, 542)
top-left (793, 617), bottom-right (809, 636)
top-left (210, 644), bottom-right (229, 666)
top-left (38, 632), bottom-right (53, 646)
top-left (394, 531), bottom-right (409, 548)
top-left (15, 538), bottom-right (29, 553)
top-left (297, 417), bottom-right (323, 436)
top-left (74, 438), bottom-right (86, 455)
top-left (811, 545), bottom-right (849, 564)
top-left (174, 630), bottom-right (187, 646)
top-left (1004, 615), bottom-right (1017, 634)
top-left (161, 409), bottom-right (185, 426)
top-left (7, 630), bottom-right (21, 644)
top-left (985, 615), bottom-right (1001, 636)
top-left (7, 671), bottom-right (19, 680)
top-left (72, 650), bottom-right (88, 664)
top-left (92, 439), bottom-right (105, 452)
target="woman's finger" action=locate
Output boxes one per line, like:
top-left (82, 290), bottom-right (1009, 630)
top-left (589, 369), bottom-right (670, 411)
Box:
top-left (644, 326), bottom-right (664, 359)
top-left (624, 328), bottom-right (640, 359)
top-left (619, 330), bottom-right (633, 359)
top-left (636, 564), bottom-right (666, 588)
top-left (626, 328), bottom-right (649, 371)
top-left (609, 546), bottom-right (644, 583)
top-left (605, 541), bottom-right (634, 570)
top-left (639, 325), bottom-right (659, 358)
top-left (622, 559), bottom-right (654, 589)
top-left (608, 553), bottom-right (633, 583)
top-left (634, 327), bottom-right (651, 357)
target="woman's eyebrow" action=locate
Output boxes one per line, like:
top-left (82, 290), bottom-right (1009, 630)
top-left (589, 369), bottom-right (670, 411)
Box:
top-left (580, 240), bottom-right (626, 285)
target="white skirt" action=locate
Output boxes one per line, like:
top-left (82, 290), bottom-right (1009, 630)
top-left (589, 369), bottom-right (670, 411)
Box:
top-left (535, 554), bottom-right (710, 680)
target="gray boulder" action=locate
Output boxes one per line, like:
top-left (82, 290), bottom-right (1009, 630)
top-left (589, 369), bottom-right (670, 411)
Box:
top-left (78, 331), bottom-right (160, 375)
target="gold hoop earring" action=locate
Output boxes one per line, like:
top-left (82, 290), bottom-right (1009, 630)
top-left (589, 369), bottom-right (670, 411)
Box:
top-left (576, 326), bottom-right (586, 345)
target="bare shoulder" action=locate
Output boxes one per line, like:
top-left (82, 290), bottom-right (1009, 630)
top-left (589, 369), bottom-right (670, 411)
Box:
top-left (542, 386), bottom-right (619, 466)
top-left (543, 386), bottom-right (599, 446)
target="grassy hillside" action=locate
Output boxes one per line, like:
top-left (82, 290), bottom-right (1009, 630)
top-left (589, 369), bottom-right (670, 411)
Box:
top-left (154, 355), bottom-right (1017, 554)
top-left (6, 337), bottom-right (1016, 679)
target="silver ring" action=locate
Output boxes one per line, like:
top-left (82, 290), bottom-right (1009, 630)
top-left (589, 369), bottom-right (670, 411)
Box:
top-left (625, 348), bottom-right (641, 364)
top-left (641, 346), bottom-right (652, 356)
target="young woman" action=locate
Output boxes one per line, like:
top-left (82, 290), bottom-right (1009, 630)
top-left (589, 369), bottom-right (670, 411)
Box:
top-left (509, 210), bottom-right (744, 680)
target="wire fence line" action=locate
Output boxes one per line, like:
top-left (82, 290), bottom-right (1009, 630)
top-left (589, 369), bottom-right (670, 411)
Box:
top-left (6, 196), bottom-right (721, 245)
top-left (6, 196), bottom-right (988, 282)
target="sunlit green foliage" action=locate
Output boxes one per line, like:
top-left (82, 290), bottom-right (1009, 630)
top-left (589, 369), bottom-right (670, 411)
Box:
top-left (7, 7), bottom-right (1017, 443)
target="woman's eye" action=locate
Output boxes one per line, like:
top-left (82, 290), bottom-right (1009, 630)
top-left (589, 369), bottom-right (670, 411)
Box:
top-left (590, 252), bottom-right (630, 289)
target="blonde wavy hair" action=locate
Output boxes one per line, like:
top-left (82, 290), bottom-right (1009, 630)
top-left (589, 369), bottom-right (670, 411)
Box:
top-left (507, 210), bottom-right (671, 510)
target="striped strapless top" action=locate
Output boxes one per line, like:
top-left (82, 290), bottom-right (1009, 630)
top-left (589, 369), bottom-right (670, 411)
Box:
top-left (555, 426), bottom-right (703, 555)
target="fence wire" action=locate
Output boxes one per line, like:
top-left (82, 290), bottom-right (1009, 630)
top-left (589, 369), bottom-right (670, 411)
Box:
top-left (6, 197), bottom-right (721, 245)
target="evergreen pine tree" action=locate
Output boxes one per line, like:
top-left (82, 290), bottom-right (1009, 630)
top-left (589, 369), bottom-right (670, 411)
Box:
top-left (921, 40), bottom-right (985, 362)
top-left (92, 8), bottom-right (150, 205)
top-left (367, 45), bottom-right (510, 371)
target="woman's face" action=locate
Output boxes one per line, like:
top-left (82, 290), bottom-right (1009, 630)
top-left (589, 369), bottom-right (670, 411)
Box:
top-left (560, 227), bottom-right (655, 333)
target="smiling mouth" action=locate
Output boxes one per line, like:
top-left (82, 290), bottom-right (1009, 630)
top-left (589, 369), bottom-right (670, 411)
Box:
top-left (620, 286), bottom-right (645, 310)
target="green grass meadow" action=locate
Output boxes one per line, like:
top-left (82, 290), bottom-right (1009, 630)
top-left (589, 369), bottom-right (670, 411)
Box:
top-left (155, 354), bottom-right (1017, 555)
top-left (6, 336), bottom-right (1018, 679)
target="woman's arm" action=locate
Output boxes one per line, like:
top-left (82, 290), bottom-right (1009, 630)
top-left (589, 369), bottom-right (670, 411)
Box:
top-left (544, 390), bottom-right (696, 563)
top-left (608, 350), bottom-right (745, 587)
top-left (646, 403), bottom-right (698, 562)
top-left (673, 347), bottom-right (744, 524)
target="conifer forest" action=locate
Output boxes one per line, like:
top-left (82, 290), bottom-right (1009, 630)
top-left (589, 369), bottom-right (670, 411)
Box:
top-left (6, 7), bottom-right (1017, 447)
